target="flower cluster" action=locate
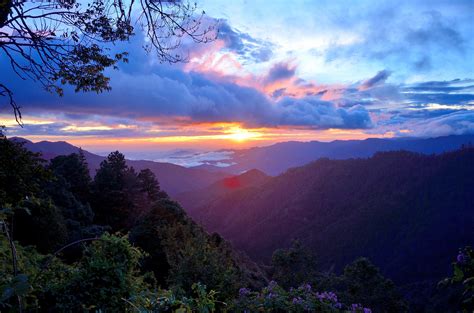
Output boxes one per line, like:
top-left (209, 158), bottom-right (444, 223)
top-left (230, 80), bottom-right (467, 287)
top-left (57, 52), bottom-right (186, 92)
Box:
top-left (316, 291), bottom-right (338, 302)
top-left (233, 281), bottom-right (371, 312)
top-left (239, 287), bottom-right (251, 297)
top-left (350, 303), bottom-right (372, 313)
top-left (457, 250), bottom-right (467, 264)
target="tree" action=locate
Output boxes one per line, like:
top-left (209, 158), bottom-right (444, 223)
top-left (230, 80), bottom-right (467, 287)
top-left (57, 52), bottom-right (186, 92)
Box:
top-left (271, 239), bottom-right (319, 289)
top-left (0, 136), bottom-right (69, 256)
top-left (49, 152), bottom-right (92, 204)
top-left (0, 137), bottom-right (50, 206)
top-left (12, 197), bottom-right (68, 253)
top-left (92, 151), bottom-right (135, 230)
top-left (138, 168), bottom-right (166, 202)
top-left (130, 198), bottom-right (244, 301)
top-left (47, 153), bottom-right (106, 257)
top-left (0, 0), bottom-right (215, 123)
top-left (337, 258), bottom-right (408, 313)
top-left (53, 234), bottom-right (151, 311)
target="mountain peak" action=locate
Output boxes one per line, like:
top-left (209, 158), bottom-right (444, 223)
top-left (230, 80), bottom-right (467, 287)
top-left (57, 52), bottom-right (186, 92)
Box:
top-left (9, 136), bottom-right (32, 144)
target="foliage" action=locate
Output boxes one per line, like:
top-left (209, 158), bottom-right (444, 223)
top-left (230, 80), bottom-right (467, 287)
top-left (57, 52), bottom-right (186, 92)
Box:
top-left (92, 151), bottom-right (165, 230)
top-left (269, 243), bottom-right (407, 313)
top-left (335, 258), bottom-right (408, 313)
top-left (0, 137), bottom-right (50, 206)
top-left (12, 196), bottom-right (68, 253)
top-left (92, 151), bottom-right (137, 230)
top-left (0, 233), bottom-right (72, 311)
top-left (129, 283), bottom-right (221, 313)
top-left (0, 233), bottom-right (154, 312)
top-left (271, 239), bottom-right (319, 289)
top-left (138, 168), bottom-right (168, 202)
top-left (130, 198), bottom-right (242, 302)
top-left (49, 151), bottom-right (92, 204)
top-left (52, 233), bottom-right (152, 311)
top-left (163, 222), bottom-right (240, 301)
top-left (439, 246), bottom-right (474, 312)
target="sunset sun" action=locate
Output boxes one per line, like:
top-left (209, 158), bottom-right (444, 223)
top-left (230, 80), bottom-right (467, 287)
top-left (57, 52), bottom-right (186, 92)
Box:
top-left (226, 127), bottom-right (262, 142)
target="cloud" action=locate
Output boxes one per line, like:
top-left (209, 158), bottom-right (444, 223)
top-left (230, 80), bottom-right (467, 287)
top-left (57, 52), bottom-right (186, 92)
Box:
top-left (264, 62), bottom-right (296, 85)
top-left (217, 20), bottom-right (274, 62)
top-left (326, 7), bottom-right (468, 72)
top-left (359, 70), bottom-right (391, 90)
top-left (402, 111), bottom-right (474, 137)
top-left (402, 78), bottom-right (474, 94)
top-left (151, 150), bottom-right (235, 167)
top-left (276, 98), bottom-right (372, 129)
top-left (402, 79), bottom-right (474, 106)
top-left (1, 56), bottom-right (372, 130)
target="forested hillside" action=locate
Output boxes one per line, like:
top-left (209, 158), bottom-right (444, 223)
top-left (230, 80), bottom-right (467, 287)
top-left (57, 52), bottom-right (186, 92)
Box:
top-left (183, 148), bottom-right (474, 310)
top-left (176, 169), bottom-right (271, 221)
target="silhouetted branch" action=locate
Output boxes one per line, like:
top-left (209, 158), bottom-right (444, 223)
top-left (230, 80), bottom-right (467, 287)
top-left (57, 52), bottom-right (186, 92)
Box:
top-left (0, 83), bottom-right (22, 126)
top-left (0, 0), bottom-right (217, 124)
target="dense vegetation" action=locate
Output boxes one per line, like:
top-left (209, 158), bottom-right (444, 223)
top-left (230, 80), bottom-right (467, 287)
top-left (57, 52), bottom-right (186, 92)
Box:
top-left (181, 147), bottom-right (474, 311)
top-left (0, 134), bottom-right (470, 312)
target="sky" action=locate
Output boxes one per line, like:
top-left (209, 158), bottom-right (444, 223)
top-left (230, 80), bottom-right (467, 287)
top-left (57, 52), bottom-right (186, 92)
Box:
top-left (1, 0), bottom-right (473, 157)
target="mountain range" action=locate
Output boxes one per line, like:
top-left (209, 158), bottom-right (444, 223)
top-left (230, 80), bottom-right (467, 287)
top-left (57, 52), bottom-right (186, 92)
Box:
top-left (11, 137), bottom-right (229, 196)
top-left (181, 148), bottom-right (474, 293)
top-left (195, 135), bottom-right (474, 175)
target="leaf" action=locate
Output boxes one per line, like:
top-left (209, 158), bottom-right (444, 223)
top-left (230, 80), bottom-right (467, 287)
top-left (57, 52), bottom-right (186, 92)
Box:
top-left (12, 274), bottom-right (30, 296)
top-left (463, 277), bottom-right (474, 285)
top-left (454, 266), bottom-right (464, 281)
top-left (0, 287), bottom-right (14, 302)
top-left (0, 274), bottom-right (30, 302)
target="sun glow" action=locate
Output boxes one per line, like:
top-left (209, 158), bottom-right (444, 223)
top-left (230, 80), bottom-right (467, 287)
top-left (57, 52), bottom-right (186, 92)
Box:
top-left (225, 127), bottom-right (262, 142)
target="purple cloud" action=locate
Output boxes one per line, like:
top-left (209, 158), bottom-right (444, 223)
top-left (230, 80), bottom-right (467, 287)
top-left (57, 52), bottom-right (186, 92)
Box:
top-left (264, 62), bottom-right (296, 85)
top-left (359, 70), bottom-right (391, 90)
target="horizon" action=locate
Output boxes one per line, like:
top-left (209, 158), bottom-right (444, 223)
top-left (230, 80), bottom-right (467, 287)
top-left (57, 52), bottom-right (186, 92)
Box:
top-left (1, 0), bottom-right (473, 152)
top-left (13, 133), bottom-right (474, 169)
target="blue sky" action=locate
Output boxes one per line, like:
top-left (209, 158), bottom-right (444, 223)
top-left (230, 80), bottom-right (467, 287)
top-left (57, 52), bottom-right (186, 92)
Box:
top-left (199, 0), bottom-right (474, 81)
top-left (1, 0), bottom-right (473, 153)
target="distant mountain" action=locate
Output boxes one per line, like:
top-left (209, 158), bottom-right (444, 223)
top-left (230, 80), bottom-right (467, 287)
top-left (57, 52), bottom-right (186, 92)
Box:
top-left (208, 135), bottom-right (474, 175)
top-left (182, 148), bottom-right (474, 290)
top-left (175, 169), bottom-right (270, 220)
top-left (12, 137), bottom-right (229, 196)
top-left (12, 137), bottom-right (106, 170)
